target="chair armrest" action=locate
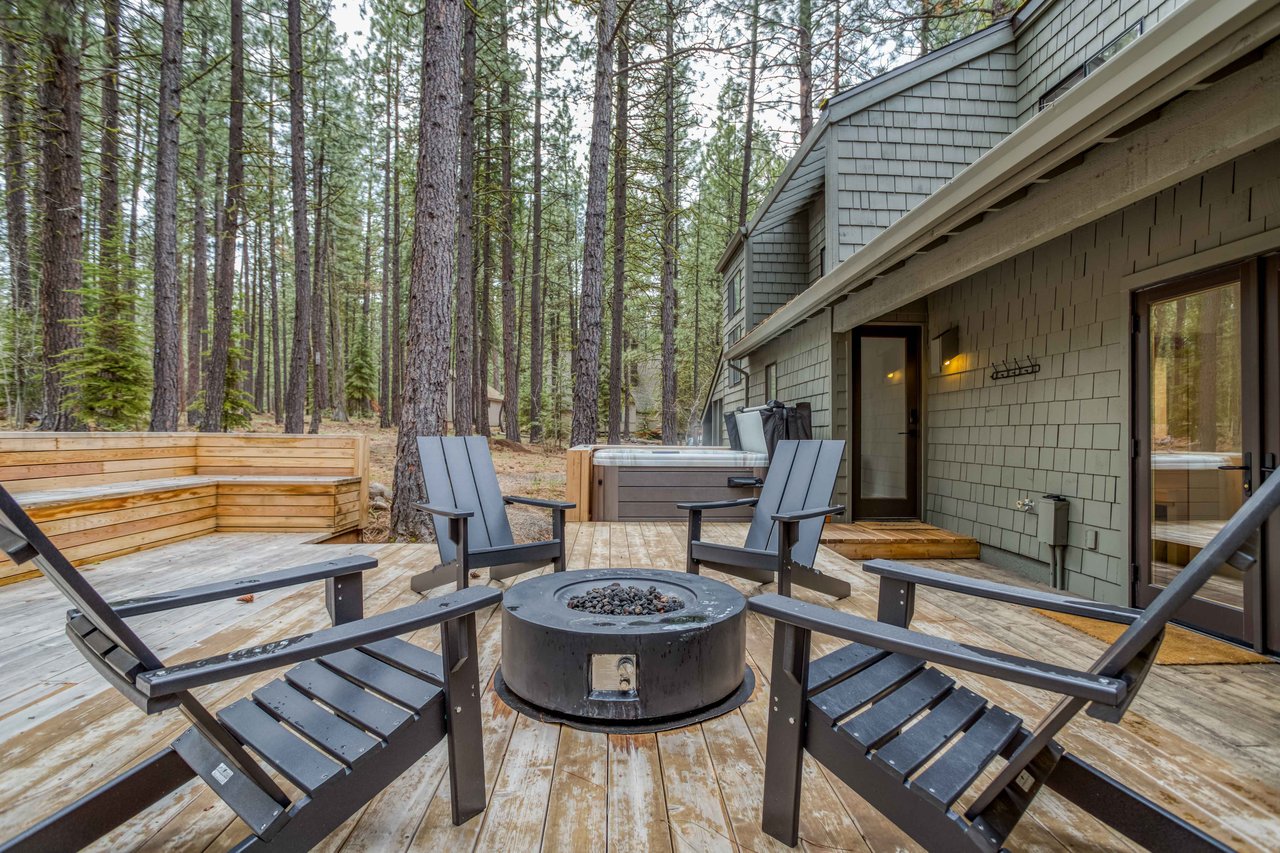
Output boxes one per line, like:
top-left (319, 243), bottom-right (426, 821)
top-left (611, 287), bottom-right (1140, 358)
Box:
top-left (108, 556), bottom-right (378, 619)
top-left (677, 497), bottom-right (759, 511)
top-left (504, 495), bottom-right (576, 510)
top-left (864, 559), bottom-right (1141, 625)
top-left (137, 586), bottom-right (503, 697)
top-left (749, 593), bottom-right (1127, 705)
top-left (412, 501), bottom-right (474, 520)
top-left (772, 504), bottom-right (844, 523)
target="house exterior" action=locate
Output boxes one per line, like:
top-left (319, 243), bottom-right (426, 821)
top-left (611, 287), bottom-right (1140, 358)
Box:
top-left (702, 0), bottom-right (1280, 651)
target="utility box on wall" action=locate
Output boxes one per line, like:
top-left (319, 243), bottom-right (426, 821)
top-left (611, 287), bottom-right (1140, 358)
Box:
top-left (1037, 495), bottom-right (1069, 547)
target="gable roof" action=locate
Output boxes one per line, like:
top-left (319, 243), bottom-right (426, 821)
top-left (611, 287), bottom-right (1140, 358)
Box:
top-left (716, 19), bottom-right (1016, 275)
top-left (726, 0), bottom-right (1280, 360)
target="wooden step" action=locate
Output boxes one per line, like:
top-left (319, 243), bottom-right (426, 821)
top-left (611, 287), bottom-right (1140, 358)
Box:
top-left (820, 521), bottom-right (980, 560)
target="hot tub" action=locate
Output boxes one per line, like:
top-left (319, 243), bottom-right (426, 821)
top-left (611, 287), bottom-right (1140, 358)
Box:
top-left (588, 446), bottom-right (768, 521)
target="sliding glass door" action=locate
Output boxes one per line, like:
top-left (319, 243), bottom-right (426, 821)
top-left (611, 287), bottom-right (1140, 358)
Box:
top-left (1133, 259), bottom-right (1279, 650)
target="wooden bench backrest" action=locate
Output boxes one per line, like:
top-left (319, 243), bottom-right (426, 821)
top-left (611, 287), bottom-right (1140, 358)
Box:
top-left (0, 433), bottom-right (200, 493)
top-left (195, 434), bottom-right (366, 478)
top-left (0, 432), bottom-right (368, 491)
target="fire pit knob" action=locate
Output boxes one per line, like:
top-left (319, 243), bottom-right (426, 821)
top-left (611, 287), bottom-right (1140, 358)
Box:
top-left (617, 656), bottom-right (635, 690)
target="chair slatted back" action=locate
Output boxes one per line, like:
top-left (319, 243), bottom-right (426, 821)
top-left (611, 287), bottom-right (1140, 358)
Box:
top-left (744, 440), bottom-right (845, 569)
top-left (418, 436), bottom-right (514, 563)
top-left (0, 484), bottom-right (164, 672)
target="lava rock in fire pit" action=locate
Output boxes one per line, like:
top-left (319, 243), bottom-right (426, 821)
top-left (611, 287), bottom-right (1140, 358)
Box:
top-left (566, 582), bottom-right (686, 616)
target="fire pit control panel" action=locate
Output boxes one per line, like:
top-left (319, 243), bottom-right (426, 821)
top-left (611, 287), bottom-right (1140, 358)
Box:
top-left (591, 654), bottom-right (638, 697)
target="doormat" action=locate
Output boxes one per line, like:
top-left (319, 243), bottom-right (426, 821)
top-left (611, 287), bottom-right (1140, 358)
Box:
top-left (1033, 610), bottom-right (1274, 665)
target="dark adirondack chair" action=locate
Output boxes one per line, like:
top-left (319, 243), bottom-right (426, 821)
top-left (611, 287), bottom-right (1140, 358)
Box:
top-left (682, 439), bottom-right (851, 599)
top-left (0, 484), bottom-right (498, 853)
top-left (751, 467), bottom-right (1280, 852)
top-left (411, 435), bottom-right (574, 593)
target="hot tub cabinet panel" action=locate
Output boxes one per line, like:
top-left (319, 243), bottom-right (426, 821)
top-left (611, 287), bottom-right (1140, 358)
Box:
top-left (588, 448), bottom-right (768, 522)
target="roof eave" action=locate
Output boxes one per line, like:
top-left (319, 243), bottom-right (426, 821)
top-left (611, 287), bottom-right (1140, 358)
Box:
top-left (726, 0), bottom-right (1280, 361)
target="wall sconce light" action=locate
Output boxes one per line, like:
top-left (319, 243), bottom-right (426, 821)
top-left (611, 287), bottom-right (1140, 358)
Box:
top-left (931, 326), bottom-right (960, 372)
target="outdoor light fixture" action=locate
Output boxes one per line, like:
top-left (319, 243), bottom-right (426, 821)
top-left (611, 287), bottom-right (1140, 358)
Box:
top-left (931, 326), bottom-right (960, 372)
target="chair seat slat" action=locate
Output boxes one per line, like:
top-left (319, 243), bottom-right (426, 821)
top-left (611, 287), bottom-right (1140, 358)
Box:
top-left (359, 637), bottom-right (445, 685)
top-left (320, 648), bottom-right (439, 709)
top-left (910, 705), bottom-right (1022, 810)
top-left (284, 660), bottom-right (412, 739)
top-left (219, 699), bottom-right (346, 794)
top-left (842, 667), bottom-right (954, 749)
top-left (807, 642), bottom-right (887, 694)
top-left (253, 681), bottom-right (381, 766)
top-left (871, 686), bottom-right (987, 781)
top-left (811, 653), bottom-right (923, 724)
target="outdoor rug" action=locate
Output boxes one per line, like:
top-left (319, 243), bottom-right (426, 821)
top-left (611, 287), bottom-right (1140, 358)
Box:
top-left (1034, 610), bottom-right (1274, 665)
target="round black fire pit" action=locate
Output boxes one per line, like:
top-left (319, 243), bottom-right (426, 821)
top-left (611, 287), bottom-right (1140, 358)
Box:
top-left (495, 569), bottom-right (752, 733)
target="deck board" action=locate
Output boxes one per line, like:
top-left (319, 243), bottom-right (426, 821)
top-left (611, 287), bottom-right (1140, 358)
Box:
top-left (0, 522), bottom-right (1276, 851)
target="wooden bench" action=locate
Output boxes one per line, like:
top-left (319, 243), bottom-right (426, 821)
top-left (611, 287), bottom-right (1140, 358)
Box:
top-left (0, 432), bottom-right (369, 584)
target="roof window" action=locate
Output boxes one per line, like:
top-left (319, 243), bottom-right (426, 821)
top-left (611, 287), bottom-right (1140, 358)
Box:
top-left (1039, 19), bottom-right (1143, 111)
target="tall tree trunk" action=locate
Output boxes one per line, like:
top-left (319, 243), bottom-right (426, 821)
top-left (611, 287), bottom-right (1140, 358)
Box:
top-left (391, 0), bottom-right (463, 539)
top-left (797, 0), bottom-right (812, 139)
top-left (203, 0), bottom-right (243, 433)
top-left (379, 52), bottom-right (394, 429)
top-left (391, 55), bottom-right (403, 423)
top-left (3, 4), bottom-right (30, 425)
top-left (570, 0), bottom-right (617, 447)
top-left (126, 95), bottom-right (143, 276)
top-left (266, 49), bottom-right (283, 423)
top-left (739, 0), bottom-right (758, 229)
top-left (607, 26), bottom-right (627, 444)
top-left (499, 9), bottom-right (519, 442)
top-left (527, 0), bottom-right (545, 443)
top-left (254, 220), bottom-right (266, 410)
top-left (186, 33), bottom-right (209, 425)
top-left (150, 0), bottom-right (183, 430)
top-left (38, 0), bottom-right (83, 431)
top-left (660, 5), bottom-right (677, 443)
top-left (98, 0), bottom-right (121, 280)
top-left (283, 0), bottom-right (312, 434)
top-left (453, 0), bottom-right (477, 436)
top-left (476, 94), bottom-right (492, 438)
top-left (309, 134), bottom-right (328, 433)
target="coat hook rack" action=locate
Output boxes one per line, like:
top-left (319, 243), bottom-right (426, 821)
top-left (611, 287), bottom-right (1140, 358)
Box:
top-left (990, 355), bottom-right (1040, 381)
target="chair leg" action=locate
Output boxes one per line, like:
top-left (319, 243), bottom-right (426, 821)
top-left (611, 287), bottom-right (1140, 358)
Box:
top-left (762, 622), bottom-right (811, 847)
top-left (686, 510), bottom-right (702, 574)
top-left (552, 508), bottom-right (567, 573)
top-left (442, 612), bottom-right (486, 825)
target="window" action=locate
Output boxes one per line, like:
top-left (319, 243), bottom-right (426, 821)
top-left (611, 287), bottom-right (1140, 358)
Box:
top-left (726, 269), bottom-right (743, 315)
top-left (726, 325), bottom-right (744, 386)
top-left (1039, 20), bottom-right (1143, 111)
top-left (764, 363), bottom-right (777, 403)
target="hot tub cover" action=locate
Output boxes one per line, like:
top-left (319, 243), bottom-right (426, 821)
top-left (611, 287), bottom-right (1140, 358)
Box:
top-left (590, 447), bottom-right (770, 468)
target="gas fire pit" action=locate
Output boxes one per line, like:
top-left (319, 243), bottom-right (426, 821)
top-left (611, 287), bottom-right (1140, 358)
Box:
top-left (495, 569), bottom-right (752, 733)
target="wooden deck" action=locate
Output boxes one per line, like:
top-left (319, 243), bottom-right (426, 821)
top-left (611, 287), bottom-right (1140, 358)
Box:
top-left (821, 520), bottom-right (981, 559)
top-left (0, 523), bottom-right (1277, 851)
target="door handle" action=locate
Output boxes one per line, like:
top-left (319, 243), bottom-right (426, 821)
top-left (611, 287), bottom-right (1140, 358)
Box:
top-left (1218, 451), bottom-right (1252, 496)
top-left (897, 430), bottom-right (917, 436)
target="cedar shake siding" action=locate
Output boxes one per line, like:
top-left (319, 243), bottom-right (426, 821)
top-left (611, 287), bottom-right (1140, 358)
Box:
top-left (924, 141), bottom-right (1280, 602)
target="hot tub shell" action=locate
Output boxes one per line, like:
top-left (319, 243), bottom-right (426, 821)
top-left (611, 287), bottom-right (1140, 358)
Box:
top-left (588, 447), bottom-right (768, 521)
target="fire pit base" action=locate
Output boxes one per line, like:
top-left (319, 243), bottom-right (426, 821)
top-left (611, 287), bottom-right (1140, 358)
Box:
top-left (498, 569), bottom-right (751, 732)
top-left (493, 666), bottom-right (754, 734)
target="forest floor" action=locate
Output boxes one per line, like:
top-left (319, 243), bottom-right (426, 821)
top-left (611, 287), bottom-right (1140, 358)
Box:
top-left (240, 414), bottom-right (568, 544)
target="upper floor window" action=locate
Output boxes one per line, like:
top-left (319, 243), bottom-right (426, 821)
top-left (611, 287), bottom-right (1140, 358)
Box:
top-left (1039, 20), bottom-right (1143, 111)
top-left (726, 269), bottom-right (744, 316)
top-left (727, 325), bottom-right (744, 386)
